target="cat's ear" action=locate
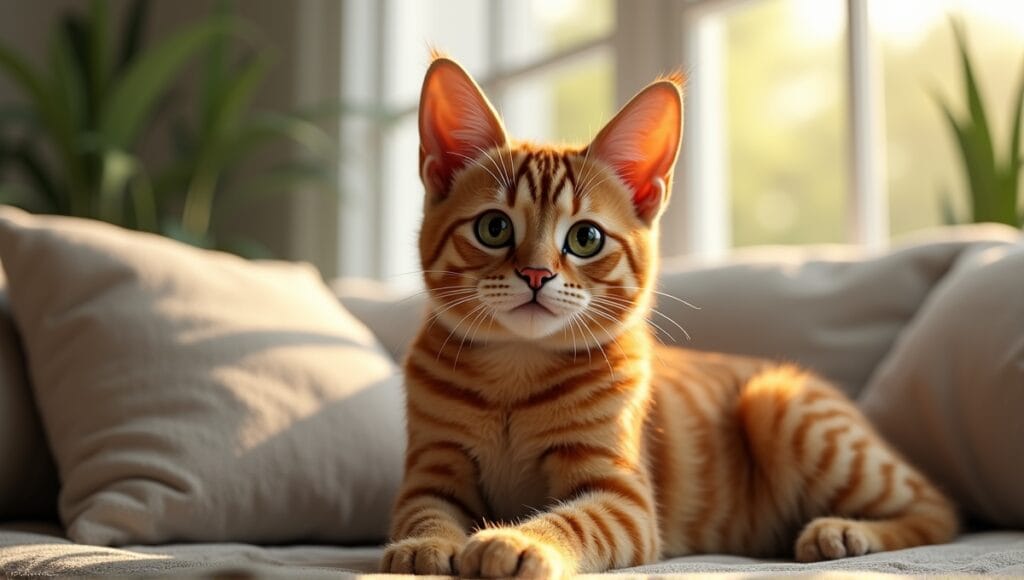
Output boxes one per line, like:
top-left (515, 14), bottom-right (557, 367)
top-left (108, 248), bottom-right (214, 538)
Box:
top-left (419, 57), bottom-right (508, 200)
top-left (587, 77), bottom-right (684, 223)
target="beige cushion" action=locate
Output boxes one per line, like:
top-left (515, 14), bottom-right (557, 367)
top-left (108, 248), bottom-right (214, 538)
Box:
top-left (860, 242), bottom-right (1024, 528)
top-left (0, 272), bottom-right (59, 521)
top-left (652, 225), bottom-right (1021, 397)
top-left (0, 206), bottom-right (404, 545)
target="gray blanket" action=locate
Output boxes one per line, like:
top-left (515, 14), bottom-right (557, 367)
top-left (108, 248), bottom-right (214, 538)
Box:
top-left (2, 523), bottom-right (1023, 577)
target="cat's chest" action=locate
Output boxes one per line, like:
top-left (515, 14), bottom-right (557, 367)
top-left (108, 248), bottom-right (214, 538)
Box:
top-left (470, 410), bottom-right (552, 523)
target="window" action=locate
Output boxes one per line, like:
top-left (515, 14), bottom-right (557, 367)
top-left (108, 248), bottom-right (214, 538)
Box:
top-left (339, 0), bottom-right (1024, 281)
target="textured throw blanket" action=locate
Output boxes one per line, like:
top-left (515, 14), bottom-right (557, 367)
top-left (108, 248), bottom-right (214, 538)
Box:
top-left (2, 524), bottom-right (1023, 577)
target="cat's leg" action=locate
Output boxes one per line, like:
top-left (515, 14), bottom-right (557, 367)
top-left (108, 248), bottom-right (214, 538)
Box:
top-left (381, 438), bottom-right (488, 575)
top-left (738, 366), bottom-right (958, 562)
top-left (457, 438), bottom-right (659, 577)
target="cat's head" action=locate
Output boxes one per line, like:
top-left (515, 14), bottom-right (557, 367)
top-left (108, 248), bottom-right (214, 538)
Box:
top-left (417, 57), bottom-right (682, 347)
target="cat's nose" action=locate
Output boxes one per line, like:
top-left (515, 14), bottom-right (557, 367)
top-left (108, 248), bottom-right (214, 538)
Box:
top-left (516, 267), bottom-right (555, 290)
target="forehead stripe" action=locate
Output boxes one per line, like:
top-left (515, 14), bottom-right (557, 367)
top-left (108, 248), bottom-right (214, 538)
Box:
top-left (511, 151), bottom-right (536, 207)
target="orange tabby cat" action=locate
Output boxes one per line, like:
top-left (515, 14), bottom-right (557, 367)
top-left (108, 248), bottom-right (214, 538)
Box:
top-left (381, 56), bottom-right (957, 578)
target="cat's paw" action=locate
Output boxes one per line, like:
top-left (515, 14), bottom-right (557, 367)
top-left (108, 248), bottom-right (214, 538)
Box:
top-left (381, 536), bottom-right (463, 575)
top-left (457, 528), bottom-right (566, 579)
top-left (795, 517), bottom-right (873, 562)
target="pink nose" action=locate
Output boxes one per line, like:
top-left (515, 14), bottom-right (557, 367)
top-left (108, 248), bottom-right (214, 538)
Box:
top-left (517, 267), bottom-right (555, 290)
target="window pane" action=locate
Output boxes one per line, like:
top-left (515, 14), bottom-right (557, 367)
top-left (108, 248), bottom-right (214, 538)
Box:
top-left (875, 0), bottom-right (1024, 235)
top-left (380, 114), bottom-right (423, 282)
top-left (500, 49), bottom-right (615, 144)
top-left (499, 0), bottom-right (614, 69)
top-left (724, 0), bottom-right (847, 246)
top-left (385, 0), bottom-right (490, 108)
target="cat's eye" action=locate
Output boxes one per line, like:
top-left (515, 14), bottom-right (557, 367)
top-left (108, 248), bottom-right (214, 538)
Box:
top-left (564, 222), bottom-right (604, 258)
top-left (475, 210), bottom-right (514, 248)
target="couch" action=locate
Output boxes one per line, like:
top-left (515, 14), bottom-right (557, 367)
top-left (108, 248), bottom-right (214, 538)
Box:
top-left (0, 206), bottom-right (1022, 577)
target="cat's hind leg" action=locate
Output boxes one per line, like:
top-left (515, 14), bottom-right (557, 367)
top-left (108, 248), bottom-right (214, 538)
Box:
top-left (737, 365), bottom-right (958, 562)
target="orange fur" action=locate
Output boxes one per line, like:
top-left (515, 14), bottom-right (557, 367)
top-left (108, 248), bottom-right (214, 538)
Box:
top-left (381, 57), bottom-right (957, 578)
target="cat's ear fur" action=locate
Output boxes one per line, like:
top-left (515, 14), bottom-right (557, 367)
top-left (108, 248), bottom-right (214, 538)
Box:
top-left (588, 75), bottom-right (684, 224)
top-left (419, 57), bottom-right (508, 201)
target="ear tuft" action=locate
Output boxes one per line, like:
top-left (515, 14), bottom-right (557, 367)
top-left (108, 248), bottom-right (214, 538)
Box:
top-left (657, 70), bottom-right (687, 92)
top-left (587, 80), bottom-right (683, 223)
top-left (419, 57), bottom-right (507, 200)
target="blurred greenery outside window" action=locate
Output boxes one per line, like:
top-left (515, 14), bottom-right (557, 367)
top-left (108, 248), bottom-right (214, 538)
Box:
top-left (724, 0), bottom-right (1024, 246)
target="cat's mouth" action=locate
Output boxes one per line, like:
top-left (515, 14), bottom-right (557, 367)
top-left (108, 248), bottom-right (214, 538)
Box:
top-left (511, 301), bottom-right (556, 316)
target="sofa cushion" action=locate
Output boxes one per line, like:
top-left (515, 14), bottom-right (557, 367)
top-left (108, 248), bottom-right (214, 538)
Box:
top-left (0, 207), bottom-right (405, 546)
top-left (0, 272), bottom-right (59, 522)
top-left (860, 241), bottom-right (1024, 528)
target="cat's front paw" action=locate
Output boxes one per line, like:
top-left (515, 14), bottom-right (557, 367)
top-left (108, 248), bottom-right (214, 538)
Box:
top-left (795, 517), bottom-right (873, 562)
top-left (457, 528), bottom-right (566, 579)
top-left (381, 536), bottom-right (463, 575)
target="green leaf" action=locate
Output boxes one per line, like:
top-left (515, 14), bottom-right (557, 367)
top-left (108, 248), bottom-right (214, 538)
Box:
top-left (939, 188), bottom-right (959, 225)
top-left (51, 20), bottom-right (87, 140)
top-left (127, 169), bottom-right (158, 232)
top-left (0, 183), bottom-right (49, 212)
top-left (118, 0), bottom-right (149, 74)
top-left (0, 37), bottom-right (69, 147)
top-left (98, 18), bottom-right (234, 148)
top-left (201, 0), bottom-right (232, 135)
top-left (205, 52), bottom-right (273, 141)
top-left (10, 141), bottom-right (64, 212)
top-left (88, 0), bottom-right (111, 109)
top-left (0, 39), bottom-right (50, 109)
top-left (60, 13), bottom-right (104, 129)
top-left (0, 104), bottom-right (37, 127)
top-left (1006, 59), bottom-right (1024, 224)
top-left (951, 19), bottom-right (1000, 222)
top-left (180, 51), bottom-right (273, 237)
top-left (0, 33), bottom-right (87, 209)
top-left (223, 111), bottom-right (335, 168)
top-left (97, 148), bottom-right (142, 224)
top-left (1007, 61), bottom-right (1024, 166)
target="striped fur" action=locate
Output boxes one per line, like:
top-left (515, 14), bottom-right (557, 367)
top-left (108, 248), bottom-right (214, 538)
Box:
top-left (381, 58), bottom-right (957, 578)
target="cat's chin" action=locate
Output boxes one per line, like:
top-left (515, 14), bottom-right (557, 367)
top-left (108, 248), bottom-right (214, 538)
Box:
top-left (495, 303), bottom-right (567, 340)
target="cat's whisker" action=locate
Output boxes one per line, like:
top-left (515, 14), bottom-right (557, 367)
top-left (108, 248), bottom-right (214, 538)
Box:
top-left (473, 145), bottom-right (513, 191)
top-left (577, 173), bottom-right (614, 202)
top-left (558, 308), bottom-right (581, 362)
top-left (498, 146), bottom-right (516, 191)
top-left (454, 304), bottom-right (493, 369)
top-left (587, 300), bottom-right (673, 345)
top-left (400, 286), bottom-right (477, 304)
top-left (436, 303), bottom-right (488, 362)
top-left (566, 313), bottom-right (591, 364)
top-left (574, 144), bottom-right (601, 203)
top-left (424, 294), bottom-right (481, 333)
top-left (604, 286), bottom-right (701, 310)
top-left (576, 310), bottom-right (615, 378)
top-left (450, 151), bottom-right (509, 192)
top-left (389, 269), bottom-right (481, 282)
top-left (594, 294), bottom-right (693, 341)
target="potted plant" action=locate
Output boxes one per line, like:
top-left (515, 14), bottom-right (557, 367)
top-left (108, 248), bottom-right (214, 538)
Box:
top-left (934, 20), bottom-right (1024, 227)
top-left (0, 0), bottom-right (336, 256)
